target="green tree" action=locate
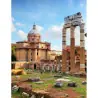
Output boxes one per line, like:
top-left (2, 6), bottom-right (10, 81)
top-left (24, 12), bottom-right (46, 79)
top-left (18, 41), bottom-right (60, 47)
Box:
top-left (11, 46), bottom-right (17, 61)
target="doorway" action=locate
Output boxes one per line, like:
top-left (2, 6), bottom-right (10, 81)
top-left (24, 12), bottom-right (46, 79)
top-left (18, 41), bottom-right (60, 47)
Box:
top-left (12, 64), bottom-right (15, 69)
top-left (34, 63), bottom-right (36, 70)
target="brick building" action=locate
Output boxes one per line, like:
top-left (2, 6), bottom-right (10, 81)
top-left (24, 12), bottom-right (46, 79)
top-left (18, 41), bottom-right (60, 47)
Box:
top-left (11, 24), bottom-right (61, 69)
top-left (55, 46), bottom-right (87, 72)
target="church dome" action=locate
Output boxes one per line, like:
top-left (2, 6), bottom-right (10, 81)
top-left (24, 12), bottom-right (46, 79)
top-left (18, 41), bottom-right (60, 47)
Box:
top-left (28, 24), bottom-right (40, 36)
top-left (28, 24), bottom-right (41, 42)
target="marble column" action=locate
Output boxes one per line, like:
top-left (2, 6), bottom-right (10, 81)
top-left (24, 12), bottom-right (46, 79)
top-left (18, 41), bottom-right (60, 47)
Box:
top-left (80, 23), bottom-right (85, 73)
top-left (70, 26), bottom-right (75, 73)
top-left (62, 27), bottom-right (67, 73)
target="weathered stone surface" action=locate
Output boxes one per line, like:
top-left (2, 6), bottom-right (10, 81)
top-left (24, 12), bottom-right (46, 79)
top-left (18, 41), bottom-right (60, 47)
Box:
top-left (12, 85), bottom-right (19, 93)
top-left (67, 82), bottom-right (77, 87)
top-left (64, 93), bottom-right (69, 97)
top-left (32, 90), bottom-right (51, 98)
top-left (54, 81), bottom-right (63, 87)
top-left (12, 69), bottom-right (27, 75)
top-left (56, 78), bottom-right (71, 82)
top-left (82, 81), bottom-right (87, 85)
top-left (18, 83), bottom-right (32, 95)
top-left (35, 81), bottom-right (44, 84)
top-left (73, 73), bottom-right (80, 77)
top-left (11, 82), bottom-right (17, 87)
top-left (22, 92), bottom-right (29, 98)
top-left (27, 77), bottom-right (40, 82)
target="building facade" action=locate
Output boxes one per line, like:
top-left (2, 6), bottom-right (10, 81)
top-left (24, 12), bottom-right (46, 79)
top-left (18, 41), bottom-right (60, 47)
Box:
top-left (13, 24), bottom-right (52, 62)
top-left (11, 24), bottom-right (62, 69)
top-left (55, 46), bottom-right (87, 72)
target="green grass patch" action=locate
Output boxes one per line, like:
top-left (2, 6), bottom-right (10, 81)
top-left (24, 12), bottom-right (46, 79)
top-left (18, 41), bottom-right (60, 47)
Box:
top-left (12, 71), bottom-right (86, 98)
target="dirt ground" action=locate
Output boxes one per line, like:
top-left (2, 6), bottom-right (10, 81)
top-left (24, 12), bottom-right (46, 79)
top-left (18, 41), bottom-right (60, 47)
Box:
top-left (47, 85), bottom-right (81, 98)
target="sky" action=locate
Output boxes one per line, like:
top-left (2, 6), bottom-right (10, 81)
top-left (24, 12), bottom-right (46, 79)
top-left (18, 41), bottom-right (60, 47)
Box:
top-left (11, 0), bottom-right (86, 50)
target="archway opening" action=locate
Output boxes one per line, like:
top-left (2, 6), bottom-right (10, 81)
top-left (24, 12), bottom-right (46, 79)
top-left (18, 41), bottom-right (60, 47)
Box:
top-left (34, 63), bottom-right (36, 70)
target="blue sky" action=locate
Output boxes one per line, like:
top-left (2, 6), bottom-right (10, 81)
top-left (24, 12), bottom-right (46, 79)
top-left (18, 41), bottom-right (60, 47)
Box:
top-left (11, 0), bottom-right (86, 50)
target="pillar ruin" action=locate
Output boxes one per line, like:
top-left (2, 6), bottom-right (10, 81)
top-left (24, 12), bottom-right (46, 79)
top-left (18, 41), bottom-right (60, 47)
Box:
top-left (62, 12), bottom-right (86, 74)
top-left (80, 23), bottom-right (85, 73)
top-left (62, 28), bottom-right (67, 73)
top-left (70, 26), bottom-right (75, 73)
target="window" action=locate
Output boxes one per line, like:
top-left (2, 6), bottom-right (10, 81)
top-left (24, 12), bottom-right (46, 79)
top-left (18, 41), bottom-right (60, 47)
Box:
top-left (37, 52), bottom-right (38, 55)
top-left (32, 38), bottom-right (34, 41)
top-left (36, 44), bottom-right (39, 48)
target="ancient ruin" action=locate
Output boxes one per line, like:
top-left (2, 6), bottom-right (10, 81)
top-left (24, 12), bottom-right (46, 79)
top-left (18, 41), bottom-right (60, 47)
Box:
top-left (62, 12), bottom-right (86, 73)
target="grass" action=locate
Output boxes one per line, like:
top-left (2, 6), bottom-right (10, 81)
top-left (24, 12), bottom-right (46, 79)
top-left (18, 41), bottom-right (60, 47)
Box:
top-left (12, 92), bottom-right (22, 98)
top-left (12, 71), bottom-right (86, 98)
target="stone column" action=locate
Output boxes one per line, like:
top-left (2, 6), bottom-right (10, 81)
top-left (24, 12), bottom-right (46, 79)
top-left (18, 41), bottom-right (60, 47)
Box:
top-left (80, 23), bottom-right (85, 73)
top-left (70, 26), bottom-right (75, 73)
top-left (62, 27), bottom-right (67, 73)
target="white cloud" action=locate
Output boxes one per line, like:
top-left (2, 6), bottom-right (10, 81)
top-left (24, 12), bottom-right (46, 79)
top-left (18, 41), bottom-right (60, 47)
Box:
top-left (80, 3), bottom-right (84, 7)
top-left (28, 25), bottom-right (44, 34)
top-left (16, 22), bottom-right (25, 26)
top-left (17, 30), bottom-right (27, 40)
top-left (11, 22), bottom-right (16, 33)
top-left (36, 25), bottom-right (44, 32)
top-left (44, 24), bottom-right (63, 40)
top-left (28, 12), bottom-right (42, 21)
top-left (44, 24), bottom-right (85, 46)
top-left (11, 17), bottom-right (16, 33)
top-left (51, 45), bottom-right (62, 51)
top-left (12, 17), bottom-right (15, 21)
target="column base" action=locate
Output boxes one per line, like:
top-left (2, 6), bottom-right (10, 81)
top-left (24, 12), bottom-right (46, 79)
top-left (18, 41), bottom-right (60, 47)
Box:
top-left (61, 66), bottom-right (66, 73)
top-left (80, 64), bottom-right (85, 73)
top-left (61, 69), bottom-right (66, 73)
top-left (80, 68), bottom-right (85, 73)
top-left (70, 69), bottom-right (76, 74)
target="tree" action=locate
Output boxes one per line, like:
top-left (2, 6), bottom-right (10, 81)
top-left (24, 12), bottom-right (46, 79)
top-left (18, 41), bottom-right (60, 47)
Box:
top-left (11, 54), bottom-right (16, 61)
top-left (11, 46), bottom-right (17, 61)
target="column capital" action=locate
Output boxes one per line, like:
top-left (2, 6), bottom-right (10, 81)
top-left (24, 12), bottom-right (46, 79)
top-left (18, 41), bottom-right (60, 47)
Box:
top-left (80, 23), bottom-right (85, 29)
